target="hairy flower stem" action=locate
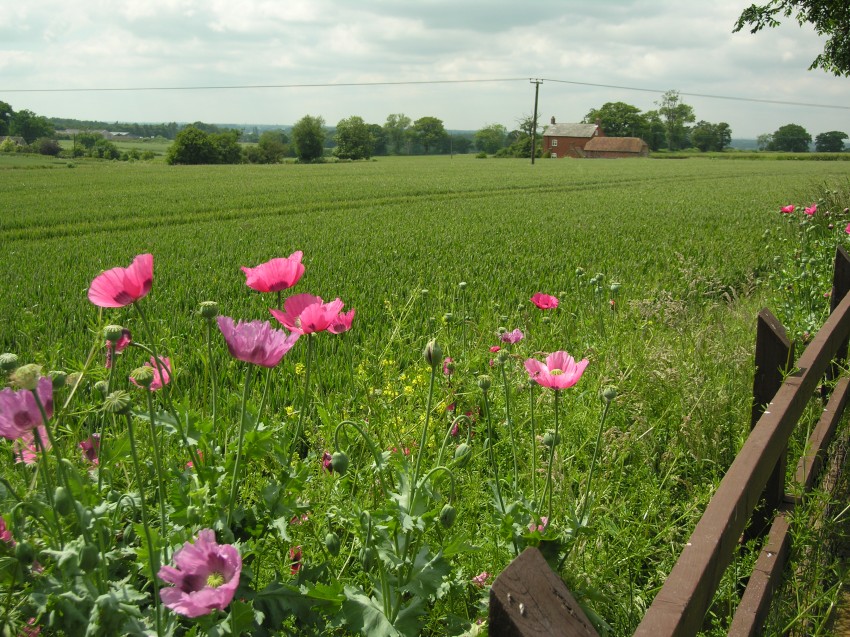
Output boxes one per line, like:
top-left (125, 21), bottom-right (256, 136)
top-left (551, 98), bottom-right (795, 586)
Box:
top-left (205, 319), bottom-right (219, 444)
top-left (145, 391), bottom-right (169, 549)
top-left (580, 397), bottom-right (612, 524)
top-left (481, 388), bottom-right (505, 513)
top-left (333, 420), bottom-right (388, 496)
top-left (542, 390), bottom-right (561, 522)
top-left (32, 431), bottom-right (64, 547)
top-left (292, 334), bottom-right (315, 459)
top-left (257, 367), bottom-right (272, 426)
top-left (500, 364), bottom-right (519, 491)
top-left (410, 358), bottom-right (438, 515)
top-left (529, 383), bottom-right (538, 504)
top-left (227, 364), bottom-right (255, 528)
top-left (123, 413), bottom-right (163, 637)
top-left (129, 328), bottom-right (204, 481)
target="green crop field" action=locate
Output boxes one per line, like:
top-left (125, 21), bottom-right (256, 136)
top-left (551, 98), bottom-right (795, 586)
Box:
top-left (2, 153), bottom-right (850, 635)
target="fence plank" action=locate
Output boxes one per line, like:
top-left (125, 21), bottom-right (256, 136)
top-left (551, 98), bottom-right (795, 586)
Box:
top-left (747, 309), bottom-right (793, 541)
top-left (634, 289), bottom-right (850, 637)
top-left (828, 245), bottom-right (850, 383)
top-left (794, 375), bottom-right (850, 493)
top-left (728, 511), bottom-right (792, 637)
top-left (490, 547), bottom-right (599, 637)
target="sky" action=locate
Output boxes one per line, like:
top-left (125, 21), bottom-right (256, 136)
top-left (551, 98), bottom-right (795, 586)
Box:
top-left (1, 0), bottom-right (848, 139)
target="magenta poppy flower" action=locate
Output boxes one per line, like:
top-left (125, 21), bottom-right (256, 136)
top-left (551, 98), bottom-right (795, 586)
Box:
top-left (241, 251), bottom-right (305, 293)
top-left (79, 434), bottom-right (101, 465)
top-left (531, 293), bottom-right (558, 310)
top-left (14, 424), bottom-right (49, 464)
top-left (217, 316), bottom-right (300, 368)
top-left (500, 329), bottom-right (524, 344)
top-left (524, 351), bottom-right (589, 391)
top-left (130, 356), bottom-right (172, 391)
top-left (780, 205), bottom-right (795, 214)
top-left (471, 571), bottom-right (490, 588)
top-left (328, 308), bottom-right (356, 334)
top-left (443, 357), bottom-right (455, 376)
top-left (0, 377), bottom-right (53, 441)
top-left (269, 293), bottom-right (345, 335)
top-left (804, 203), bottom-right (817, 216)
top-left (158, 529), bottom-right (242, 618)
top-left (105, 329), bottom-right (132, 369)
top-left (289, 546), bottom-right (302, 575)
top-left (846, 222), bottom-right (850, 235)
top-left (489, 346), bottom-right (501, 353)
top-left (0, 516), bottom-right (13, 546)
top-left (322, 451), bottom-right (333, 472)
top-left (88, 254), bottom-right (153, 308)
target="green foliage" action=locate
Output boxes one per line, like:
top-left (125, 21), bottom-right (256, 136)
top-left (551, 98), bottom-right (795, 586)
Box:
top-left (734, 0), bottom-right (850, 76)
top-left (384, 114), bottom-right (412, 155)
top-left (334, 116), bottom-right (375, 160)
top-left (583, 101), bottom-right (648, 138)
top-left (12, 109), bottom-right (54, 144)
top-left (35, 137), bottom-right (62, 156)
top-left (655, 90), bottom-right (695, 150)
top-left (815, 130), bottom-right (848, 152)
top-left (769, 123), bottom-right (812, 152)
top-left (166, 127), bottom-right (242, 165)
top-left (291, 115), bottom-right (326, 163)
top-left (690, 121), bottom-right (733, 152)
top-left (244, 130), bottom-right (290, 164)
top-left (473, 124), bottom-right (507, 154)
top-left (412, 117), bottom-right (447, 154)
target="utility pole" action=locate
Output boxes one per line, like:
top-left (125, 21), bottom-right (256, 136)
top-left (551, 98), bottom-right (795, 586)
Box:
top-left (530, 79), bottom-right (541, 165)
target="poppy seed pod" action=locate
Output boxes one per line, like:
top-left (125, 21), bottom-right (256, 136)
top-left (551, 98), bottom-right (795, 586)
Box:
top-left (49, 370), bottom-right (67, 389)
top-left (130, 366), bottom-right (155, 388)
top-left (11, 364), bottom-right (43, 391)
top-left (477, 375), bottom-right (492, 391)
top-left (198, 301), bottom-right (219, 319)
top-left (102, 390), bottom-right (132, 415)
top-left (0, 353), bottom-right (19, 372)
top-left (103, 325), bottom-right (125, 343)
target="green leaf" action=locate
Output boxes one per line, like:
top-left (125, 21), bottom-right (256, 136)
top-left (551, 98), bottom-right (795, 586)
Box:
top-left (342, 586), bottom-right (399, 637)
top-left (402, 546), bottom-right (450, 600)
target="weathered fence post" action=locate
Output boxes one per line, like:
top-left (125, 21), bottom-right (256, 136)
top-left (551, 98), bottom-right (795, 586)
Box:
top-left (489, 547), bottom-right (599, 637)
top-left (828, 245), bottom-right (850, 382)
top-left (745, 309), bottom-right (794, 542)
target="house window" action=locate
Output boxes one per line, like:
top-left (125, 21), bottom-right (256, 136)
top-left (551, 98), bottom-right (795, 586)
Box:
top-left (551, 139), bottom-right (558, 147)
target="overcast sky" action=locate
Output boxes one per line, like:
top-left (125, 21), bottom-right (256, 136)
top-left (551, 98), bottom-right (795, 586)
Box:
top-left (2, 0), bottom-right (848, 139)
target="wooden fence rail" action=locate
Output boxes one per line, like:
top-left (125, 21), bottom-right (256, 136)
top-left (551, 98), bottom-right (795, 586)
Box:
top-left (490, 246), bottom-right (850, 637)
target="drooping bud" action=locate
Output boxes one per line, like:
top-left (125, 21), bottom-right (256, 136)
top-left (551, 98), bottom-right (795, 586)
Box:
top-left (102, 390), bottom-right (132, 415)
top-left (439, 504), bottom-right (457, 529)
top-left (54, 486), bottom-right (75, 517)
top-left (103, 325), bottom-right (125, 343)
top-left (49, 370), bottom-right (67, 389)
top-left (497, 350), bottom-right (510, 364)
top-left (331, 451), bottom-right (349, 476)
top-left (198, 301), bottom-right (219, 320)
top-left (79, 544), bottom-right (100, 572)
top-left (10, 364), bottom-right (43, 391)
top-left (130, 366), bottom-right (155, 388)
top-left (325, 532), bottom-right (341, 556)
top-left (0, 353), bottom-right (19, 372)
top-left (423, 340), bottom-right (442, 369)
top-left (542, 430), bottom-right (560, 447)
top-left (453, 443), bottom-right (472, 468)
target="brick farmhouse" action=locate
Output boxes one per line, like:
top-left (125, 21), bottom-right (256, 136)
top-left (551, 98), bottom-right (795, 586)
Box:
top-left (541, 118), bottom-right (603, 158)
top-left (583, 136), bottom-right (649, 158)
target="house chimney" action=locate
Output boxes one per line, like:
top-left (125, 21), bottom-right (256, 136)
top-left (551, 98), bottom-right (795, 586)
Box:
top-left (550, 116), bottom-right (556, 125)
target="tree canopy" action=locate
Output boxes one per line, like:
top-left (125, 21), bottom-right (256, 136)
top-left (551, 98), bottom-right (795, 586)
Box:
top-left (474, 124), bottom-right (507, 154)
top-left (769, 123), bottom-right (812, 152)
top-left (291, 115), bottom-right (326, 163)
top-left (815, 130), bottom-right (848, 152)
top-left (383, 114), bottom-right (412, 155)
top-left (334, 116), bottom-right (375, 160)
top-left (412, 117), bottom-right (447, 154)
top-left (165, 126), bottom-right (241, 165)
top-left (583, 102), bottom-right (648, 138)
top-left (734, 0), bottom-right (850, 76)
top-left (655, 91), bottom-right (695, 151)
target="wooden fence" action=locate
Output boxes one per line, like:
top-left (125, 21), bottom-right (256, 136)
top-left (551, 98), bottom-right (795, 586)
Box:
top-left (490, 246), bottom-right (850, 637)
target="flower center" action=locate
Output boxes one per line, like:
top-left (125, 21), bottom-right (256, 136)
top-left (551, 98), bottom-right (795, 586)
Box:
top-left (550, 369), bottom-right (564, 376)
top-left (294, 317), bottom-right (302, 329)
top-left (206, 572), bottom-right (225, 588)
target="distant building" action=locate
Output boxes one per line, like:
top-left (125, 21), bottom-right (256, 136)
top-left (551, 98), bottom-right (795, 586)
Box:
top-left (542, 117), bottom-right (603, 158)
top-left (583, 136), bottom-right (649, 158)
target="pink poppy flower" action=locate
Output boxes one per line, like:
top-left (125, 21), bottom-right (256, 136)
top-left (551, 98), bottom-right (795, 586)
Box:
top-left (805, 203), bottom-right (817, 216)
top-left (531, 293), bottom-right (558, 310)
top-left (500, 329), bottom-right (524, 344)
top-left (0, 516), bottom-right (15, 546)
top-left (471, 571), bottom-right (490, 588)
top-left (217, 316), bottom-right (300, 368)
top-left (846, 222), bottom-right (850, 235)
top-left (328, 308), bottom-right (356, 334)
top-left (489, 346), bottom-right (501, 353)
top-left (524, 351), bottom-right (589, 391)
top-left (79, 434), bottom-right (101, 465)
top-left (0, 377), bottom-right (53, 441)
top-left (528, 516), bottom-right (549, 533)
top-left (14, 424), bottom-right (50, 464)
top-left (289, 546), bottom-right (302, 575)
top-left (158, 529), bottom-right (242, 618)
top-left (130, 356), bottom-right (172, 391)
top-left (105, 329), bottom-right (132, 369)
top-left (780, 205), bottom-right (795, 214)
top-left (269, 294), bottom-right (345, 335)
top-left (443, 358), bottom-right (455, 376)
top-left (322, 451), bottom-right (333, 472)
top-left (241, 251), bottom-right (305, 293)
top-left (87, 254), bottom-right (153, 308)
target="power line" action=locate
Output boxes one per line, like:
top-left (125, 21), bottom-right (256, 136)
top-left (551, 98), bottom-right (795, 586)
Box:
top-left (2, 75), bottom-right (847, 111)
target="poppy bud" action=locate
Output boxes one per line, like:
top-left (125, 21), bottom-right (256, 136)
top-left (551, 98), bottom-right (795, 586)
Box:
top-left (94, 380), bottom-right (109, 397)
top-left (477, 375), bottom-right (491, 391)
top-left (54, 486), bottom-right (75, 517)
top-left (542, 431), bottom-right (560, 447)
top-left (198, 301), bottom-right (219, 319)
top-left (11, 364), bottom-right (42, 391)
top-left (458, 281), bottom-right (467, 290)
top-left (15, 542), bottom-right (35, 565)
top-left (453, 443), bottom-right (472, 468)
top-left (439, 504), bottom-right (457, 529)
top-left (325, 532), bottom-right (341, 556)
top-left (49, 370), bottom-right (67, 389)
top-left (423, 340), bottom-right (442, 369)
top-left (79, 544), bottom-right (100, 572)
top-left (602, 387), bottom-right (618, 403)
top-left (331, 451), bottom-right (349, 476)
